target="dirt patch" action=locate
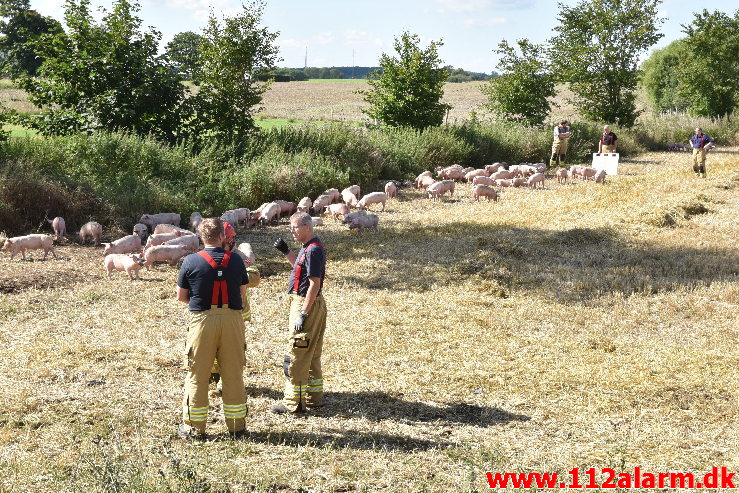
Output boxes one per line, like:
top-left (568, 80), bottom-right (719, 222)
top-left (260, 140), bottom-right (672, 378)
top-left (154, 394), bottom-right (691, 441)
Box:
top-left (0, 266), bottom-right (87, 294)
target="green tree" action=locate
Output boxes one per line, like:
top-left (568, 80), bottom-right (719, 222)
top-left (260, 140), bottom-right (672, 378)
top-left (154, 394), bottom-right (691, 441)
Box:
top-left (18, 0), bottom-right (186, 142)
top-left (165, 31), bottom-right (204, 81)
top-left (186, 0), bottom-right (280, 146)
top-left (0, 1), bottom-right (63, 77)
top-left (641, 39), bottom-right (690, 114)
top-left (549, 0), bottom-right (664, 127)
top-left (482, 39), bottom-right (555, 125)
top-left (678, 9), bottom-right (739, 118)
top-left (360, 31), bottom-right (450, 129)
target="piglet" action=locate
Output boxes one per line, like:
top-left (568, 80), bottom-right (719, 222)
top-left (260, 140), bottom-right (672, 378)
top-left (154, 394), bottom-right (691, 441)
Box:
top-left (143, 244), bottom-right (189, 270)
top-left (472, 176), bottom-right (496, 187)
top-left (348, 213), bottom-right (379, 233)
top-left (357, 192), bottom-right (389, 211)
top-left (594, 170), bottom-right (607, 183)
top-left (556, 168), bottom-right (569, 184)
top-left (2, 234), bottom-right (57, 260)
top-left (472, 185), bottom-right (499, 202)
top-left (133, 223), bottom-right (148, 240)
top-left (103, 234), bottom-right (142, 256)
top-left (297, 197), bottom-right (312, 213)
top-left (163, 234), bottom-right (200, 252)
top-left (79, 221), bottom-right (102, 246)
top-left (527, 172), bottom-right (545, 189)
top-left (384, 181), bottom-right (397, 199)
top-left (153, 224), bottom-right (193, 235)
top-left (104, 253), bottom-right (145, 280)
top-left (145, 232), bottom-right (181, 250)
top-left (326, 203), bottom-right (350, 221)
top-left (47, 217), bottom-right (66, 240)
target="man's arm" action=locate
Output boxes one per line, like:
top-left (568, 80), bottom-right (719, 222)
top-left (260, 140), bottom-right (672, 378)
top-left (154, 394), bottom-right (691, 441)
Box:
top-left (302, 277), bottom-right (321, 313)
top-left (177, 287), bottom-right (190, 303)
top-left (285, 252), bottom-right (297, 267)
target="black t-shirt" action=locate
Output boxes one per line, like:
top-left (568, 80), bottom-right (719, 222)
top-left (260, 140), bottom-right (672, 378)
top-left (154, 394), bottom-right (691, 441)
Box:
top-left (601, 132), bottom-right (617, 145)
top-left (287, 237), bottom-right (326, 297)
top-left (177, 247), bottom-right (248, 311)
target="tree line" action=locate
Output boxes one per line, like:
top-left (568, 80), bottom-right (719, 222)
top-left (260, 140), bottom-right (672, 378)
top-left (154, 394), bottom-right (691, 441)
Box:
top-left (0, 0), bottom-right (736, 142)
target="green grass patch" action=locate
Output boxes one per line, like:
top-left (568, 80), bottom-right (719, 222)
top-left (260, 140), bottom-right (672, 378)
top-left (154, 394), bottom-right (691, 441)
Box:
top-left (3, 124), bottom-right (38, 138)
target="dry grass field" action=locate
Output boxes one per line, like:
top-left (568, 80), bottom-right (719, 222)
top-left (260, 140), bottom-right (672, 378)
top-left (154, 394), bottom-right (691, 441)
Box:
top-left (1, 149), bottom-right (738, 491)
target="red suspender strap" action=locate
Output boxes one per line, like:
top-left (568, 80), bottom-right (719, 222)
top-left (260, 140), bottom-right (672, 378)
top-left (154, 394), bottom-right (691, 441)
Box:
top-left (292, 242), bottom-right (324, 294)
top-left (197, 250), bottom-right (232, 306)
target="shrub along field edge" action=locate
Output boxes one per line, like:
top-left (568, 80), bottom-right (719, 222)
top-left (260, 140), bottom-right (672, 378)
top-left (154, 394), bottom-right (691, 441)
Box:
top-left (1, 114), bottom-right (737, 236)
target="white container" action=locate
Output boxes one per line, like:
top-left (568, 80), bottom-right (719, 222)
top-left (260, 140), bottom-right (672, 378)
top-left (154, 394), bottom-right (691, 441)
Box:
top-left (592, 153), bottom-right (619, 175)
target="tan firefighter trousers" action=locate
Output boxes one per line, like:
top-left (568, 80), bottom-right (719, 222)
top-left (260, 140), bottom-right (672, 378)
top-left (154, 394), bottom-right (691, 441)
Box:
top-left (182, 306), bottom-right (247, 433)
top-left (283, 294), bottom-right (327, 411)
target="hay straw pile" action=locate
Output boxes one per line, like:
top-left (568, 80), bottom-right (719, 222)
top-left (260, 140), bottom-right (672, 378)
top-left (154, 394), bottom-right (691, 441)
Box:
top-left (0, 149), bottom-right (737, 491)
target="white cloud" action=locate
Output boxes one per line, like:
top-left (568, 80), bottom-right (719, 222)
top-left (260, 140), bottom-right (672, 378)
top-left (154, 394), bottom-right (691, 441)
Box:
top-left (435, 0), bottom-right (490, 13)
top-left (279, 38), bottom-right (304, 48)
top-left (314, 31), bottom-right (335, 45)
top-left (464, 17), bottom-right (507, 26)
top-left (345, 29), bottom-right (369, 42)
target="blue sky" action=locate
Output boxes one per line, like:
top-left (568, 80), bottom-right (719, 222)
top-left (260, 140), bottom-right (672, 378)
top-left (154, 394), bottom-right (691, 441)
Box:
top-left (29, 0), bottom-right (734, 73)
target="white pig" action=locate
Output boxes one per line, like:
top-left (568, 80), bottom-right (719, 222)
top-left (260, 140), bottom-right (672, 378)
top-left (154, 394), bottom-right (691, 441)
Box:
top-left (418, 176), bottom-right (436, 189)
top-left (143, 244), bottom-right (189, 269)
top-left (472, 176), bottom-right (496, 187)
top-left (326, 203), bottom-right (350, 221)
top-left (357, 192), bottom-right (389, 211)
top-left (527, 172), bottom-right (545, 189)
top-left (1, 234), bottom-right (57, 260)
top-left (258, 202), bottom-right (281, 225)
top-left (427, 180), bottom-right (455, 200)
top-left (472, 185), bottom-right (499, 202)
top-left (133, 223), bottom-right (148, 240)
top-left (384, 181), bottom-right (397, 199)
top-left (102, 234), bottom-right (142, 256)
top-left (79, 221), bottom-right (102, 246)
top-left (415, 171), bottom-right (432, 188)
top-left (297, 197), bottom-right (312, 213)
top-left (556, 168), bottom-right (569, 184)
top-left (341, 189), bottom-right (359, 208)
top-left (465, 169), bottom-right (488, 182)
top-left (47, 217), bottom-right (66, 240)
top-left (594, 170), bottom-right (607, 183)
top-left (145, 232), bottom-right (181, 250)
top-left (153, 224), bottom-right (193, 235)
top-left (103, 253), bottom-right (145, 280)
top-left (342, 209), bottom-right (367, 224)
top-left (311, 217), bottom-right (324, 227)
top-left (313, 194), bottom-right (333, 213)
top-left (348, 213), bottom-right (379, 233)
top-left (163, 234), bottom-right (199, 252)
top-left (491, 170), bottom-right (514, 180)
top-left (323, 188), bottom-right (341, 203)
top-left (139, 213), bottom-right (181, 229)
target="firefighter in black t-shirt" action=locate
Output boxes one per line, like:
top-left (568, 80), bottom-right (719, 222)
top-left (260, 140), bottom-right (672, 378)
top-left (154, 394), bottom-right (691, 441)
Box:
top-left (598, 125), bottom-right (618, 153)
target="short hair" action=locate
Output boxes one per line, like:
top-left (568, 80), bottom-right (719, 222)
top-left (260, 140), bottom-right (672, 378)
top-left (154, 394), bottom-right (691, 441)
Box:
top-left (604, 125), bottom-right (610, 130)
top-left (290, 211), bottom-right (313, 228)
top-left (560, 120), bottom-right (569, 125)
top-left (197, 218), bottom-right (224, 244)
top-left (695, 127), bottom-right (702, 132)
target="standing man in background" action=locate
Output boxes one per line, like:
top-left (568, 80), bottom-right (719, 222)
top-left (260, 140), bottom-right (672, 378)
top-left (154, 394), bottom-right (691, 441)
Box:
top-left (272, 212), bottom-right (327, 414)
top-left (550, 120), bottom-right (571, 168)
top-left (598, 125), bottom-right (618, 153)
top-left (177, 218), bottom-right (249, 438)
top-left (689, 127), bottom-right (714, 178)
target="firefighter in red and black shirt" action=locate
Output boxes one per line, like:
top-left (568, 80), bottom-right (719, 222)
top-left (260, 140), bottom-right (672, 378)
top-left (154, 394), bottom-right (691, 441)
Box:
top-left (176, 218), bottom-right (249, 437)
top-left (598, 125), bottom-right (618, 153)
top-left (272, 212), bottom-right (327, 414)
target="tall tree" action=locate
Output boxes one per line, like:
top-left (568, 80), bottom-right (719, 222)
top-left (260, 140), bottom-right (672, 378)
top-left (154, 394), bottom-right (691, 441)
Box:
top-left (0, 1), bottom-right (62, 77)
top-left (482, 39), bottom-right (555, 125)
top-left (549, 0), bottom-right (664, 127)
top-left (678, 9), bottom-right (739, 118)
top-left (18, 0), bottom-right (186, 142)
top-left (360, 32), bottom-right (450, 130)
top-left (186, 0), bottom-right (280, 146)
top-left (165, 30), bottom-right (204, 81)
top-left (641, 39), bottom-right (690, 114)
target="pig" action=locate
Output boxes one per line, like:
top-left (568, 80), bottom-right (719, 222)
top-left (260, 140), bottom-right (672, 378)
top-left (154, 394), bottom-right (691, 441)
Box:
top-left (133, 223), bottom-right (148, 240)
top-left (507, 166), bottom-right (524, 178)
top-left (143, 244), bottom-right (189, 270)
top-left (275, 201), bottom-right (296, 218)
top-left (511, 177), bottom-right (527, 187)
top-left (384, 181), bottom-right (397, 199)
top-left (145, 232), bottom-right (180, 250)
top-left (556, 168), bottom-right (569, 184)
top-left (465, 169), bottom-right (488, 182)
top-left (163, 234), bottom-right (199, 252)
top-left (258, 202), bottom-right (281, 225)
top-left (326, 203), bottom-right (350, 221)
top-left (232, 208), bottom-right (251, 225)
top-left (418, 176), bottom-right (436, 189)
top-left (485, 163), bottom-right (504, 174)
top-left (357, 192), bottom-right (389, 211)
top-left (576, 166), bottom-right (598, 180)
top-left (221, 211), bottom-right (239, 228)
top-left (594, 170), bottom-right (607, 183)
top-left (348, 213), bottom-right (379, 233)
top-left (527, 172), bottom-right (545, 189)
top-left (569, 165), bottom-right (587, 179)
top-left (437, 165), bottom-right (465, 181)
top-left (343, 185), bottom-right (361, 197)
top-left (472, 185), bottom-right (499, 202)
top-left (313, 194), bottom-right (333, 213)
top-left (532, 163), bottom-right (547, 173)
top-left (153, 224), bottom-right (193, 235)
top-left (491, 170), bottom-right (514, 181)
top-left (427, 180), bottom-right (455, 200)
top-left (102, 234), bottom-right (142, 256)
top-left (1, 234), bottom-right (57, 260)
top-left (342, 209), bottom-right (367, 224)
top-left (462, 167), bottom-right (475, 175)
top-left (139, 213), bottom-right (181, 229)
top-left (518, 165), bottom-right (539, 177)
top-left (495, 179), bottom-right (514, 187)
top-left (79, 221), bottom-right (102, 246)
top-left (472, 176), bottom-right (496, 187)
top-left (297, 197), bottom-right (312, 213)
top-left (341, 189), bottom-right (359, 208)
top-left (189, 212), bottom-right (203, 231)
top-left (415, 171), bottom-right (432, 188)
top-left (311, 217), bottom-right (324, 227)
top-left (323, 188), bottom-right (341, 203)
top-left (47, 217), bottom-right (66, 240)
top-left (235, 242), bottom-right (255, 263)
top-left (103, 253), bottom-right (145, 280)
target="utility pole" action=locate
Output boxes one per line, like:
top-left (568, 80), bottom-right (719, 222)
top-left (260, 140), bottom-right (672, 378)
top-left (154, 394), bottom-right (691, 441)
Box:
top-left (352, 49), bottom-right (355, 79)
top-left (304, 46), bottom-right (307, 69)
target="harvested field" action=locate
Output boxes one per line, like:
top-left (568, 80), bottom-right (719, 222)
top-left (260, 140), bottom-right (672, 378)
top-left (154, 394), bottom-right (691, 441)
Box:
top-left (0, 149), bottom-right (737, 491)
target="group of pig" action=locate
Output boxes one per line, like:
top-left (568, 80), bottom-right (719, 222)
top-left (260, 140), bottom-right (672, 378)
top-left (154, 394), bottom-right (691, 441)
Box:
top-left (415, 161), bottom-right (607, 202)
